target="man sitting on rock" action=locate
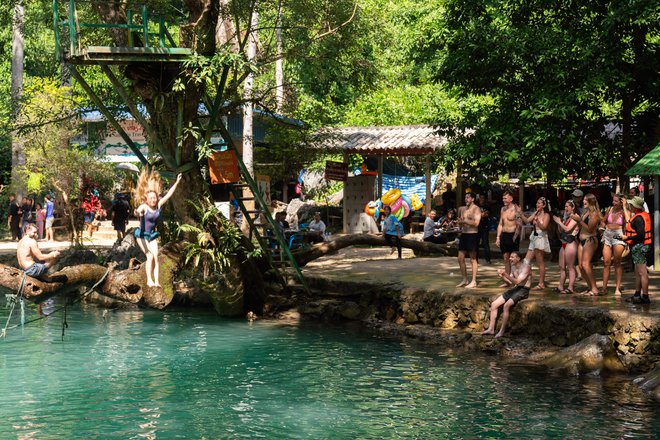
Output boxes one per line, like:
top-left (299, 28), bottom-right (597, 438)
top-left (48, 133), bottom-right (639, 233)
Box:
top-left (481, 252), bottom-right (533, 338)
top-left (17, 223), bottom-right (63, 280)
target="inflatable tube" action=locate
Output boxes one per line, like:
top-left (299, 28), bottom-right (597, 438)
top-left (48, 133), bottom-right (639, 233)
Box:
top-left (401, 200), bottom-right (410, 218)
top-left (393, 205), bottom-right (404, 220)
top-left (401, 194), bottom-right (413, 210)
top-left (364, 201), bottom-right (377, 216)
top-left (381, 188), bottom-right (401, 206)
top-left (410, 193), bottom-right (424, 211)
top-left (389, 196), bottom-right (403, 212)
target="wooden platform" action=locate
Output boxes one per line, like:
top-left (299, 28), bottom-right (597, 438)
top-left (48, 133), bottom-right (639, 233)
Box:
top-left (66, 46), bottom-right (193, 64)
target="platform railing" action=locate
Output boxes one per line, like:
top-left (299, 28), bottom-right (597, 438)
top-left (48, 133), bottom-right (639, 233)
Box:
top-left (53, 0), bottom-right (177, 60)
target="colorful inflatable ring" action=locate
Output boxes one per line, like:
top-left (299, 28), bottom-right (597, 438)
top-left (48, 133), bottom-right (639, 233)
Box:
top-left (410, 193), bottom-right (424, 211)
top-left (389, 196), bottom-right (403, 211)
top-left (401, 200), bottom-right (410, 218)
top-left (401, 194), bottom-right (413, 210)
top-left (374, 206), bottom-right (380, 219)
top-left (393, 205), bottom-right (404, 220)
top-left (381, 189), bottom-right (401, 206)
top-left (364, 201), bottom-right (377, 216)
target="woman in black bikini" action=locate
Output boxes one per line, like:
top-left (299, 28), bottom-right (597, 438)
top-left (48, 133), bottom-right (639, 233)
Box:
top-left (571, 193), bottom-right (601, 295)
top-left (553, 200), bottom-right (579, 293)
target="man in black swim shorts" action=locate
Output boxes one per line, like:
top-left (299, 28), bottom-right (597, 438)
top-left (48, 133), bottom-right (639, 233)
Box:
top-left (456, 192), bottom-right (482, 288)
top-left (481, 253), bottom-right (533, 338)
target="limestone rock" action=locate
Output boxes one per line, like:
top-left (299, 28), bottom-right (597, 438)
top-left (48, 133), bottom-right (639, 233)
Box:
top-left (543, 334), bottom-right (625, 375)
top-left (339, 301), bottom-right (362, 320)
top-left (634, 364), bottom-right (660, 401)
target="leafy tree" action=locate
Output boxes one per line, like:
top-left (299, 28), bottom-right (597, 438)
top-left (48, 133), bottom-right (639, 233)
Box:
top-left (15, 78), bottom-right (117, 243)
top-left (429, 0), bottom-right (659, 183)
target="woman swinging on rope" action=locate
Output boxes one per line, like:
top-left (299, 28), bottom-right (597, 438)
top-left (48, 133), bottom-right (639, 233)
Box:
top-left (133, 169), bottom-right (183, 287)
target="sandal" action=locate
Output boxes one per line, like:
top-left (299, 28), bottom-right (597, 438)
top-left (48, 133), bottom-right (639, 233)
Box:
top-left (564, 289), bottom-right (574, 294)
top-left (553, 287), bottom-right (564, 294)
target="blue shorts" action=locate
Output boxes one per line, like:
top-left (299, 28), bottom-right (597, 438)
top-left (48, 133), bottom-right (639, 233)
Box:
top-left (24, 263), bottom-right (48, 278)
top-left (134, 228), bottom-right (159, 242)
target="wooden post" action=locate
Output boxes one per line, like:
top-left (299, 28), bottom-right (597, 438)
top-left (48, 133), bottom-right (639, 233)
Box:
top-left (425, 155), bottom-right (432, 213)
top-left (377, 155), bottom-right (384, 199)
top-left (519, 180), bottom-right (525, 210)
top-left (654, 175), bottom-right (659, 269)
top-left (456, 159), bottom-right (463, 205)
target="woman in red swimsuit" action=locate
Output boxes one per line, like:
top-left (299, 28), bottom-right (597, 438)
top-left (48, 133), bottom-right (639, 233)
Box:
top-left (552, 200), bottom-right (579, 293)
top-left (601, 194), bottom-right (630, 295)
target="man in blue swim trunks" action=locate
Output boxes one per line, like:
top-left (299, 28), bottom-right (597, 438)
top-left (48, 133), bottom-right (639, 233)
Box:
top-left (17, 224), bottom-right (61, 278)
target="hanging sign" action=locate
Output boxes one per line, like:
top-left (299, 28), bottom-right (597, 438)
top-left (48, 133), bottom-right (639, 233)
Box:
top-left (256, 174), bottom-right (271, 204)
top-left (208, 150), bottom-right (240, 184)
top-left (324, 161), bottom-right (349, 181)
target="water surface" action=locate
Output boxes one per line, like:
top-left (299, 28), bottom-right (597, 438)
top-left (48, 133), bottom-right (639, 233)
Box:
top-left (1, 301), bottom-right (658, 439)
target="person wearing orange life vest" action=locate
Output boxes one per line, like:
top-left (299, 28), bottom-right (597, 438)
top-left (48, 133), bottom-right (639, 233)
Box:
top-left (620, 196), bottom-right (652, 304)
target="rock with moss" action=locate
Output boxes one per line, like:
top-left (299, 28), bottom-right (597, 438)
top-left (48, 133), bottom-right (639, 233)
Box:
top-left (543, 334), bottom-right (626, 375)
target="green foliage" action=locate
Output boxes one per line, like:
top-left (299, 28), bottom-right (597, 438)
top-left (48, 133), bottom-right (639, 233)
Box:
top-left (176, 202), bottom-right (248, 280)
top-left (431, 0), bottom-right (659, 181)
top-left (14, 78), bottom-right (118, 203)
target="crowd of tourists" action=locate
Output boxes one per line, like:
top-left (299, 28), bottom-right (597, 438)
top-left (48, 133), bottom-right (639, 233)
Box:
top-left (7, 193), bottom-right (56, 242)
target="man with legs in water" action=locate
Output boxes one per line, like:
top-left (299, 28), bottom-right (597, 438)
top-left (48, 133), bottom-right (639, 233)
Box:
top-left (456, 192), bottom-right (481, 288)
top-left (481, 252), bottom-right (533, 338)
top-left (495, 189), bottom-right (521, 286)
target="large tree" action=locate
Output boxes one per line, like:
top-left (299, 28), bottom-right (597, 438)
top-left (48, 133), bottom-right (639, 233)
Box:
top-left (428, 0), bottom-right (659, 183)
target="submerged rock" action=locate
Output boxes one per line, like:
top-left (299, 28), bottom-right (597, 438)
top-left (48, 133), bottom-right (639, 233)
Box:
top-left (634, 364), bottom-right (660, 401)
top-left (543, 334), bottom-right (625, 375)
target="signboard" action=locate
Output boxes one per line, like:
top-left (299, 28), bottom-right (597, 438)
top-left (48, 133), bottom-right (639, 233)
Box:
top-left (324, 161), bottom-right (349, 181)
top-left (209, 150), bottom-right (240, 184)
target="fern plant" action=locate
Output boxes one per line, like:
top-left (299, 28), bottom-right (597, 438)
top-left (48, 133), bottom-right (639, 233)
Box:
top-left (176, 202), bottom-right (247, 280)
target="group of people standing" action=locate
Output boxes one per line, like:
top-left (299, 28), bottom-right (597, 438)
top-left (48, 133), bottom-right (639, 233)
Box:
top-left (7, 194), bottom-right (56, 242)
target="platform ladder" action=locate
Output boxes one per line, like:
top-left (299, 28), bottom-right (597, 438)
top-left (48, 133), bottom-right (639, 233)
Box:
top-left (207, 124), bottom-right (309, 293)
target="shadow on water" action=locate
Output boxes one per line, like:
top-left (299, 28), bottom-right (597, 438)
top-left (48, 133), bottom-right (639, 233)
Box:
top-left (0, 300), bottom-right (658, 439)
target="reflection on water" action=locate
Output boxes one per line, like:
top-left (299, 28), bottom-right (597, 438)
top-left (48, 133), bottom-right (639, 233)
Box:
top-left (0, 301), bottom-right (658, 439)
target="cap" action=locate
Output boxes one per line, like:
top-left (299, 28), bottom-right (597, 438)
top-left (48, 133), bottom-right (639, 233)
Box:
top-left (629, 196), bottom-right (644, 210)
top-left (571, 189), bottom-right (584, 197)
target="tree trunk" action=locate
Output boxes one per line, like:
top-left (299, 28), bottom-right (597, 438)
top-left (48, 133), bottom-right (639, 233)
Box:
top-left (243, 3), bottom-right (259, 177)
top-left (275, 2), bottom-right (284, 113)
top-left (10, 0), bottom-right (25, 195)
top-left (292, 234), bottom-right (449, 267)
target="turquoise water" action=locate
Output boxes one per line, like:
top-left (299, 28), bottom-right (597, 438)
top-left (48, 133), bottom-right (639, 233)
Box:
top-left (1, 300), bottom-right (658, 439)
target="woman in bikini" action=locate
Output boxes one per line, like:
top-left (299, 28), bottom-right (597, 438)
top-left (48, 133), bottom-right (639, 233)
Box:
top-left (520, 197), bottom-right (551, 289)
top-left (601, 194), bottom-right (630, 295)
top-left (552, 200), bottom-right (579, 293)
top-left (571, 193), bottom-right (601, 295)
top-left (134, 170), bottom-right (183, 287)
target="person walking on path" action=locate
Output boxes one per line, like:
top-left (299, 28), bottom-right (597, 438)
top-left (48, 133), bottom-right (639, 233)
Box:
top-left (382, 205), bottom-right (403, 259)
top-left (456, 192), bottom-right (481, 288)
top-left (521, 197), bottom-right (551, 289)
top-left (553, 200), bottom-right (579, 294)
top-left (601, 194), bottom-right (630, 295)
top-left (44, 195), bottom-right (56, 242)
top-left (35, 203), bottom-right (46, 240)
top-left (571, 193), bottom-right (602, 295)
top-left (8, 195), bottom-right (22, 241)
top-left (495, 190), bottom-right (522, 286)
top-left (111, 193), bottom-right (130, 242)
top-left (621, 196), bottom-right (652, 304)
top-left (481, 252), bottom-right (533, 338)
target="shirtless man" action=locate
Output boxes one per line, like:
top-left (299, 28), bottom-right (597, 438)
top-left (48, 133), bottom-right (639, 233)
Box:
top-left (495, 190), bottom-right (521, 284)
top-left (456, 192), bottom-right (481, 288)
top-left (17, 223), bottom-right (61, 279)
top-left (481, 252), bottom-right (533, 338)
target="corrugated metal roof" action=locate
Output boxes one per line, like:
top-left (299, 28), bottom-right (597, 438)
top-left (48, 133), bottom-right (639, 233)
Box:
top-left (626, 144), bottom-right (660, 176)
top-left (317, 125), bottom-right (447, 156)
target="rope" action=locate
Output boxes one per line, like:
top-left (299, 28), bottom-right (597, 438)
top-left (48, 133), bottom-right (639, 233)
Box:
top-left (1, 272), bottom-right (27, 339)
top-left (2, 266), bottom-right (112, 339)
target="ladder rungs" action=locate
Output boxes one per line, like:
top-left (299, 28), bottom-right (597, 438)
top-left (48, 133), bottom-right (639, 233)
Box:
top-left (237, 197), bottom-right (255, 201)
